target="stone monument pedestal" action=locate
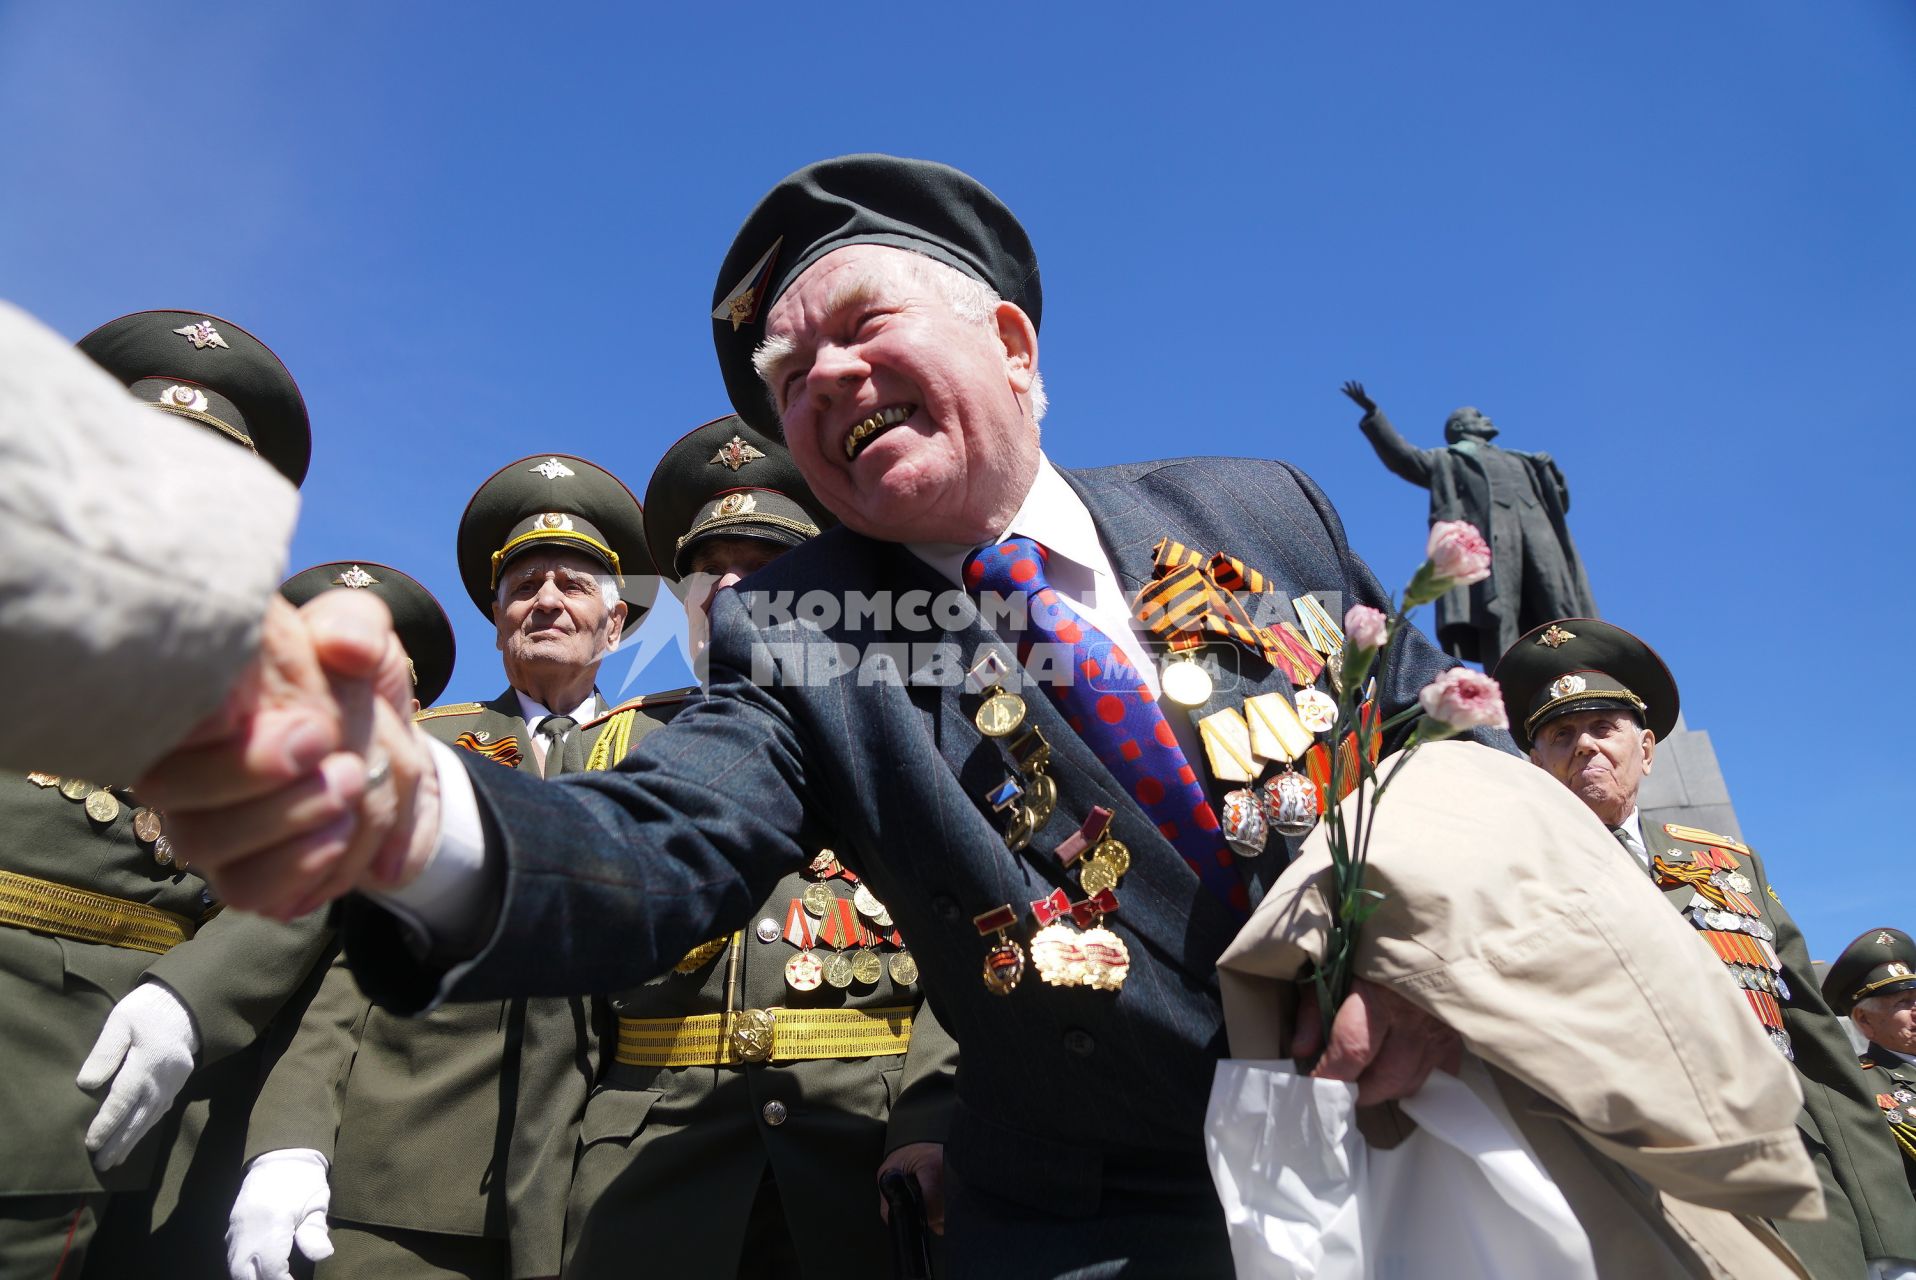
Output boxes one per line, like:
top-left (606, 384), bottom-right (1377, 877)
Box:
top-left (1637, 712), bottom-right (1742, 841)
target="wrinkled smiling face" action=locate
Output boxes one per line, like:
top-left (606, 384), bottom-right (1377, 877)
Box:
top-left (1854, 991), bottom-right (1916, 1055)
top-left (1528, 707), bottom-right (1655, 828)
top-left (492, 548), bottom-right (625, 678)
top-left (756, 244), bottom-right (1039, 545)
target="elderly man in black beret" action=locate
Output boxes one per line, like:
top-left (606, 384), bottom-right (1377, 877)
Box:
top-left (145, 156), bottom-right (1498, 1277)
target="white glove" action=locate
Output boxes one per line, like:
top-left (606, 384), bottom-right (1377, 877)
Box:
top-left (227, 1148), bottom-right (334, 1280)
top-left (75, 979), bottom-right (199, 1169)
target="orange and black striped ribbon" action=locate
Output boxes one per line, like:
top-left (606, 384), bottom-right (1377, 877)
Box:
top-left (1134, 540), bottom-right (1325, 685)
top-left (455, 733), bottom-right (522, 768)
top-left (1302, 701), bottom-right (1382, 808)
top-left (1652, 856), bottom-right (1729, 910)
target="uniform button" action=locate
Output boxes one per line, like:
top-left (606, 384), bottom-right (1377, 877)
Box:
top-left (761, 1100), bottom-right (788, 1126)
top-left (755, 917), bottom-right (781, 942)
top-left (932, 894), bottom-right (961, 922)
top-left (1063, 1028), bottom-right (1096, 1057)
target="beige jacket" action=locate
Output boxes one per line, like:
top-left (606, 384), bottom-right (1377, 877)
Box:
top-left (1219, 741), bottom-right (1821, 1279)
top-left (0, 300), bottom-right (297, 780)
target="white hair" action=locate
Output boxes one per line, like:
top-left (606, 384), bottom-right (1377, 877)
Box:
top-left (750, 253), bottom-right (1047, 423)
top-left (1854, 993), bottom-right (1899, 1019)
top-left (495, 565), bottom-right (623, 615)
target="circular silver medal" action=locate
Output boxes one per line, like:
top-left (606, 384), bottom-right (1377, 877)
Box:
top-left (1726, 871), bottom-right (1753, 894)
top-left (1160, 654), bottom-right (1213, 708)
top-left (1221, 788), bottom-right (1268, 859)
top-left (1261, 771), bottom-right (1320, 839)
top-left (755, 917), bottom-right (781, 943)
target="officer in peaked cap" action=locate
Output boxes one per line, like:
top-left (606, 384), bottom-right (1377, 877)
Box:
top-left (279, 562), bottom-right (457, 709)
top-left (1825, 928), bottom-right (1916, 1197)
top-left (78, 309), bottom-right (311, 486)
top-left (455, 452), bottom-right (656, 625)
top-left (232, 454), bottom-right (662, 1280)
top-left (0, 312), bottom-right (328, 1277)
top-left (561, 416), bottom-right (955, 1279)
top-left (1498, 619), bottom-right (1916, 1272)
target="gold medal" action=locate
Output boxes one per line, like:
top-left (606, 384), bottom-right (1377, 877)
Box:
top-left (824, 951), bottom-right (857, 989)
top-left (729, 1008), bottom-right (775, 1063)
top-left (851, 948), bottom-right (884, 985)
top-left (1079, 854), bottom-right (1119, 896)
top-left (60, 778), bottom-right (94, 801)
top-left (801, 882), bottom-right (836, 917)
top-left (975, 689), bottom-right (1028, 738)
top-left (1004, 803), bottom-right (1035, 853)
top-left (982, 939), bottom-right (1025, 994)
top-left (84, 790), bottom-right (122, 824)
top-left (785, 951), bottom-right (824, 992)
top-left (132, 808), bottom-right (163, 843)
top-left (1022, 771), bottom-right (1057, 831)
top-left (1161, 652), bottom-right (1214, 707)
top-left (888, 950), bottom-right (919, 986)
top-left (26, 772), bottom-right (58, 788)
top-left (1094, 836), bottom-right (1131, 878)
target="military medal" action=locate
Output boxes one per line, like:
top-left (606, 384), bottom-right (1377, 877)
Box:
top-left (1221, 787), bottom-right (1269, 858)
top-left (1262, 769), bottom-right (1319, 838)
top-left (853, 883), bottom-right (885, 919)
top-left (851, 948), bottom-right (884, 985)
top-left (1031, 922), bottom-right (1084, 986)
top-left (1078, 855), bottom-right (1119, 896)
top-left (969, 652), bottom-right (1029, 738)
top-left (824, 951), bottom-right (857, 989)
top-left (808, 848), bottom-right (842, 879)
top-left (988, 775), bottom-right (1034, 852)
top-left (59, 777), bottom-right (93, 801)
top-left (84, 789), bottom-right (122, 823)
top-left (1077, 925), bottom-right (1130, 991)
top-left (153, 835), bottom-right (174, 867)
top-left (1160, 650), bottom-right (1214, 708)
top-left (755, 916), bottom-right (781, 943)
top-left (888, 950), bottom-right (919, 986)
top-left (801, 881), bottom-right (836, 917)
top-left (1197, 708), bottom-right (1258, 785)
top-left (785, 951), bottom-right (824, 991)
top-left (1246, 692), bottom-right (1312, 763)
top-left (1055, 807), bottom-right (1114, 866)
top-left (26, 771), bottom-right (58, 788)
top-left (1293, 688), bottom-right (1338, 734)
top-left (975, 905), bottom-right (1025, 995)
top-left (132, 807), bottom-right (162, 842)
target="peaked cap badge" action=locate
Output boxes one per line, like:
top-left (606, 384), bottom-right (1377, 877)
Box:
top-left (161, 385), bottom-right (209, 413)
top-left (710, 435), bottom-right (766, 471)
top-left (1549, 674), bottom-right (1587, 699)
top-left (539, 512), bottom-right (574, 530)
top-left (714, 492), bottom-right (757, 518)
top-left (530, 457), bottom-right (575, 480)
top-left (333, 565), bottom-right (380, 589)
top-left (1538, 624), bottom-right (1576, 648)
top-left (173, 320), bottom-right (230, 350)
top-left (712, 236), bottom-right (783, 332)
top-left (1880, 931), bottom-right (1898, 946)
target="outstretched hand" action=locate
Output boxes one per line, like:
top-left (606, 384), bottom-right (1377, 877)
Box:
top-left (1340, 380), bottom-right (1377, 415)
top-left (136, 591), bottom-right (437, 919)
top-left (1292, 977), bottom-right (1461, 1105)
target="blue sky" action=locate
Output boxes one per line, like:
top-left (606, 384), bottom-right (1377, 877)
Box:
top-left (4, 3), bottom-right (1912, 959)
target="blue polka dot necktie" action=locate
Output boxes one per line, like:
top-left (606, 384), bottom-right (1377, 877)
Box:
top-left (965, 537), bottom-right (1248, 920)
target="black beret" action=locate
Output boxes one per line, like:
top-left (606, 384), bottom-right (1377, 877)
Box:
top-left (1824, 927), bottom-right (1916, 1016)
top-left (642, 415), bottom-right (833, 581)
top-left (1492, 618), bottom-right (1680, 752)
top-left (77, 309), bottom-right (311, 487)
top-left (455, 454), bottom-right (655, 624)
top-left (280, 561), bottom-right (456, 707)
top-left (711, 154), bottom-right (1041, 436)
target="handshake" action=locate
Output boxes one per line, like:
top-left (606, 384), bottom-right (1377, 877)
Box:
top-left (138, 591), bottom-right (440, 919)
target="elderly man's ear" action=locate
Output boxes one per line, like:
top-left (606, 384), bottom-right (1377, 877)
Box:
top-left (995, 302), bottom-right (1037, 396)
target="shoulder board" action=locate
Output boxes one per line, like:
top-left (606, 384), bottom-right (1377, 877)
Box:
top-left (1662, 823), bottom-right (1753, 857)
top-left (415, 702), bottom-right (484, 722)
top-left (584, 687), bottom-right (701, 729)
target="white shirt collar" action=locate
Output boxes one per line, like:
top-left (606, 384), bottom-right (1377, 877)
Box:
top-left (1619, 808), bottom-right (1647, 847)
top-left (514, 688), bottom-right (599, 734)
top-left (906, 454), bottom-right (1100, 586)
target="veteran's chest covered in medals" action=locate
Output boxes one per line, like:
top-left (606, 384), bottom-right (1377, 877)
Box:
top-left (1651, 823), bottom-right (1793, 1057)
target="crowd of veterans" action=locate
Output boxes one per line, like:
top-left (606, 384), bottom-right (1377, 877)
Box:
top-left (2, 154), bottom-right (1914, 1280)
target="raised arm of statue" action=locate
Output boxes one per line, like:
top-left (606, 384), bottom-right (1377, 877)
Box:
top-left (1343, 381), bottom-right (1437, 489)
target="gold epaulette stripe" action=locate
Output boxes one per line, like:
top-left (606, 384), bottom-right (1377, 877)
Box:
top-left (0, 869), bottom-right (197, 954)
top-left (1662, 823), bottom-right (1753, 857)
top-left (616, 1005), bottom-right (913, 1067)
top-left (415, 702), bottom-right (484, 721)
top-left (582, 687), bottom-right (700, 730)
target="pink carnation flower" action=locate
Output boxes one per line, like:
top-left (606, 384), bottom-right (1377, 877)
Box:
top-left (1426, 521), bottom-right (1491, 587)
top-left (1343, 604), bottom-right (1389, 652)
top-left (1418, 667), bottom-right (1508, 731)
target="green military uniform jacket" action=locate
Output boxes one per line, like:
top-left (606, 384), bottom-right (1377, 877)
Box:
top-left (1857, 1046), bottom-right (1916, 1199)
top-left (246, 689), bottom-right (649, 1278)
top-left (564, 694), bottom-right (958, 1279)
top-left (1648, 821), bottom-right (1916, 1276)
top-left (0, 775), bottom-right (329, 1208)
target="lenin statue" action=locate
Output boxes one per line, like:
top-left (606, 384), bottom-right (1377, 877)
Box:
top-left (1344, 382), bottom-right (1596, 665)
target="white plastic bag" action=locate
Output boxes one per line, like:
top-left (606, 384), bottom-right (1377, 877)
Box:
top-left (1205, 1056), bottom-right (1597, 1279)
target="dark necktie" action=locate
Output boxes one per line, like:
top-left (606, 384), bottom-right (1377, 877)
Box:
top-left (964, 537), bottom-right (1246, 920)
top-left (537, 714), bottom-right (578, 779)
top-left (1610, 824), bottom-right (1649, 871)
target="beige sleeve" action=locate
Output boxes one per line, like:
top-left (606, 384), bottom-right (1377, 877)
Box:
top-left (1220, 740), bottom-right (1821, 1220)
top-left (0, 299), bottom-right (298, 780)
